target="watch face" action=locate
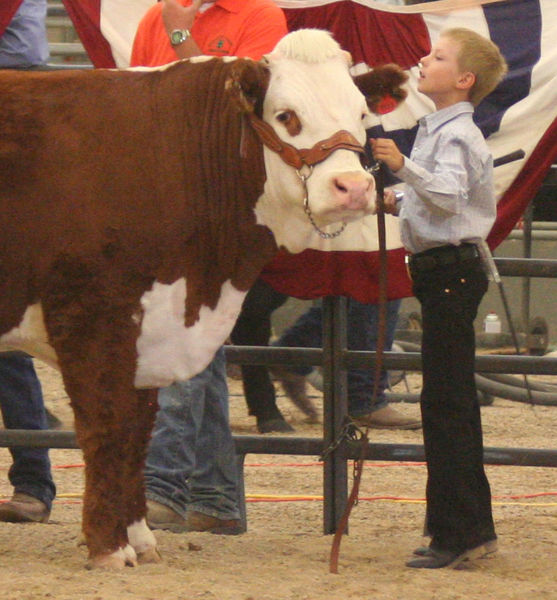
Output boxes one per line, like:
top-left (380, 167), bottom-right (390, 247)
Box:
top-left (171, 30), bottom-right (185, 45)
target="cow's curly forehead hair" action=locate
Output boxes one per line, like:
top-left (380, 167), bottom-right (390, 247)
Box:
top-left (270, 28), bottom-right (349, 65)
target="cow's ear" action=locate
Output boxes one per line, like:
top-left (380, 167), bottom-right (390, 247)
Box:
top-left (354, 64), bottom-right (408, 115)
top-left (226, 59), bottom-right (270, 118)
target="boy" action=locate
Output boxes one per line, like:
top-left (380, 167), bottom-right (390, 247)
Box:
top-left (371, 28), bottom-right (507, 569)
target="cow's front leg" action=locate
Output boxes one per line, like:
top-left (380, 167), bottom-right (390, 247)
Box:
top-left (46, 310), bottom-right (149, 566)
top-left (69, 381), bottom-right (160, 568)
top-left (73, 402), bottom-right (141, 569)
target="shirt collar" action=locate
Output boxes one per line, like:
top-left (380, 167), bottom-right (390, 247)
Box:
top-left (420, 101), bottom-right (474, 134)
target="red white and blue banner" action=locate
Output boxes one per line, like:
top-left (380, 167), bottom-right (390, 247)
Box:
top-left (52, 0), bottom-right (557, 247)
top-left (3, 0), bottom-right (556, 300)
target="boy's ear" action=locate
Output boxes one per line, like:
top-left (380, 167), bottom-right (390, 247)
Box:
top-left (457, 71), bottom-right (476, 91)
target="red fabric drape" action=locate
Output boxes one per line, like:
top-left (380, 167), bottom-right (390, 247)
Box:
top-left (488, 115), bottom-right (557, 249)
top-left (284, 3), bottom-right (430, 69)
top-left (0, 0), bottom-right (24, 38)
top-left (61, 0), bottom-right (116, 67)
top-left (260, 246), bottom-right (412, 302)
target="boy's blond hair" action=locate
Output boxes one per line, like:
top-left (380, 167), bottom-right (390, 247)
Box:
top-left (442, 27), bottom-right (508, 106)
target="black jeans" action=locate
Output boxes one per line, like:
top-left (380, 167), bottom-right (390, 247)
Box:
top-left (412, 258), bottom-right (496, 553)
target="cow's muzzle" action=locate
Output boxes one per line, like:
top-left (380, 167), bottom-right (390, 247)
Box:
top-left (247, 114), bottom-right (371, 239)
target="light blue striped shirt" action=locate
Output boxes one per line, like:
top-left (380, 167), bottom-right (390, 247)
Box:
top-left (0, 0), bottom-right (49, 68)
top-left (396, 102), bottom-right (496, 254)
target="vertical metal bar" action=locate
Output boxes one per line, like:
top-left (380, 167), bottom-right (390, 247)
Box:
top-left (522, 202), bottom-right (533, 345)
top-left (322, 296), bottom-right (348, 534)
top-left (235, 454), bottom-right (248, 533)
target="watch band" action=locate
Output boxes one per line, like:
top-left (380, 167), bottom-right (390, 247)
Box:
top-left (170, 29), bottom-right (191, 47)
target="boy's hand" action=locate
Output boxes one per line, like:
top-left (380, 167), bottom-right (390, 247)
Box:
top-left (370, 138), bottom-right (404, 173)
top-left (378, 188), bottom-right (400, 215)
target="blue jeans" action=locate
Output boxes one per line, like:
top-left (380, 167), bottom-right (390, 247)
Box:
top-left (0, 353), bottom-right (56, 509)
top-left (276, 299), bottom-right (402, 416)
top-left (145, 347), bottom-right (240, 520)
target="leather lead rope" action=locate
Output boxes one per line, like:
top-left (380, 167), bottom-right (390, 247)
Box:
top-left (329, 160), bottom-right (389, 574)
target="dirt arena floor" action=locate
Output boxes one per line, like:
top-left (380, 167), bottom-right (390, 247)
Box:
top-left (0, 359), bottom-right (556, 600)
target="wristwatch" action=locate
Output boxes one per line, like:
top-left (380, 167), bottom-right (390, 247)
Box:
top-left (169, 29), bottom-right (191, 47)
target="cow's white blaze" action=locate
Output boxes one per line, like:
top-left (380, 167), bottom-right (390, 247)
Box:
top-left (255, 29), bottom-right (376, 254)
top-left (135, 278), bottom-right (246, 388)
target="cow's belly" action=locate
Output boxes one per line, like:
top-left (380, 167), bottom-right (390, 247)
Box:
top-left (135, 278), bottom-right (246, 388)
top-left (0, 279), bottom-right (245, 391)
top-left (0, 303), bottom-right (59, 369)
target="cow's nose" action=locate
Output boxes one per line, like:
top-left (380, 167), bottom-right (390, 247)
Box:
top-left (332, 173), bottom-right (374, 209)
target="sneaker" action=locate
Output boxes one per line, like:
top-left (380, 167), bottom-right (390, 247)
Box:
top-left (146, 499), bottom-right (188, 533)
top-left (185, 511), bottom-right (244, 535)
top-left (351, 405), bottom-right (421, 430)
top-left (0, 492), bottom-right (50, 523)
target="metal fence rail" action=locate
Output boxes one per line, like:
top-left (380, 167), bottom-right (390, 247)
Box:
top-left (1, 255), bottom-right (556, 533)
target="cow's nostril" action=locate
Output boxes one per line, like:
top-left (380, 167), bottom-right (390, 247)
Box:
top-left (335, 179), bottom-right (348, 193)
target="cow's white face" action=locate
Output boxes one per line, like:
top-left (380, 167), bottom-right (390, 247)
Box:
top-left (254, 30), bottom-right (376, 253)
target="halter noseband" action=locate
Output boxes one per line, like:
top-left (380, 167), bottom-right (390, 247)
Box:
top-left (247, 113), bottom-right (370, 239)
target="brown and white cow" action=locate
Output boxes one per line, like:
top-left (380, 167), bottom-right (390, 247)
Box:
top-left (0, 29), bottom-right (405, 568)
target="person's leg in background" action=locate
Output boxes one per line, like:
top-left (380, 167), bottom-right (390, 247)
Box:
top-left (274, 299), bottom-right (421, 430)
top-left (230, 278), bottom-right (305, 432)
top-left (347, 299), bottom-right (421, 430)
top-left (145, 348), bottom-right (242, 534)
top-left (230, 278), bottom-right (318, 433)
top-left (0, 353), bottom-right (56, 523)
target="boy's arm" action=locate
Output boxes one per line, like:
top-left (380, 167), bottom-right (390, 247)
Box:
top-left (372, 136), bottom-right (472, 215)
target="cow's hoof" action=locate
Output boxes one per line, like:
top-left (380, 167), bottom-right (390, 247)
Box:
top-left (137, 547), bottom-right (162, 564)
top-left (86, 546), bottom-right (138, 570)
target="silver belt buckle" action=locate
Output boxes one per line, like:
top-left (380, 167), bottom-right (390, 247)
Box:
top-left (405, 254), bottom-right (412, 280)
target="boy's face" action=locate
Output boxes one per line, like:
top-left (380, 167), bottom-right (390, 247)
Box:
top-left (417, 36), bottom-right (468, 108)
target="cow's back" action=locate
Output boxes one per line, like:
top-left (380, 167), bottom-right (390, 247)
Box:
top-left (0, 60), bottom-right (273, 337)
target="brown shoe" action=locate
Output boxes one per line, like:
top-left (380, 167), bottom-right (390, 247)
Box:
top-left (351, 405), bottom-right (422, 430)
top-left (146, 499), bottom-right (188, 533)
top-left (0, 492), bottom-right (50, 523)
top-left (185, 511), bottom-right (244, 535)
top-left (270, 367), bottom-right (319, 423)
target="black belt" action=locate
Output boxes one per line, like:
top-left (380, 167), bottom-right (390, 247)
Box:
top-left (407, 243), bottom-right (480, 274)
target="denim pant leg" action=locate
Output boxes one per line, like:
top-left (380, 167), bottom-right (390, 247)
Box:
top-left (275, 304), bottom-right (323, 377)
top-left (145, 348), bottom-right (239, 520)
top-left (0, 353), bottom-right (56, 509)
top-left (347, 299), bottom-right (401, 416)
top-left (188, 348), bottom-right (240, 519)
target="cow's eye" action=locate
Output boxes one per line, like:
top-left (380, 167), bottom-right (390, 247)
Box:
top-left (275, 110), bottom-right (302, 136)
top-left (275, 111), bottom-right (292, 124)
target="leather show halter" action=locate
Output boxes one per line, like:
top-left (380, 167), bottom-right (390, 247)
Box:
top-left (247, 112), bottom-right (370, 239)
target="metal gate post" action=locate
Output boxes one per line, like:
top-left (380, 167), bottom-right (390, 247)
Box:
top-left (322, 296), bottom-right (349, 534)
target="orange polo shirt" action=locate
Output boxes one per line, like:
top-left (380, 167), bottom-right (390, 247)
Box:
top-left (131, 0), bottom-right (287, 66)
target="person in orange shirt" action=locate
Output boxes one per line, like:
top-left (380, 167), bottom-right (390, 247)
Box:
top-left (131, 0), bottom-right (287, 66)
top-left (131, 0), bottom-right (287, 535)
